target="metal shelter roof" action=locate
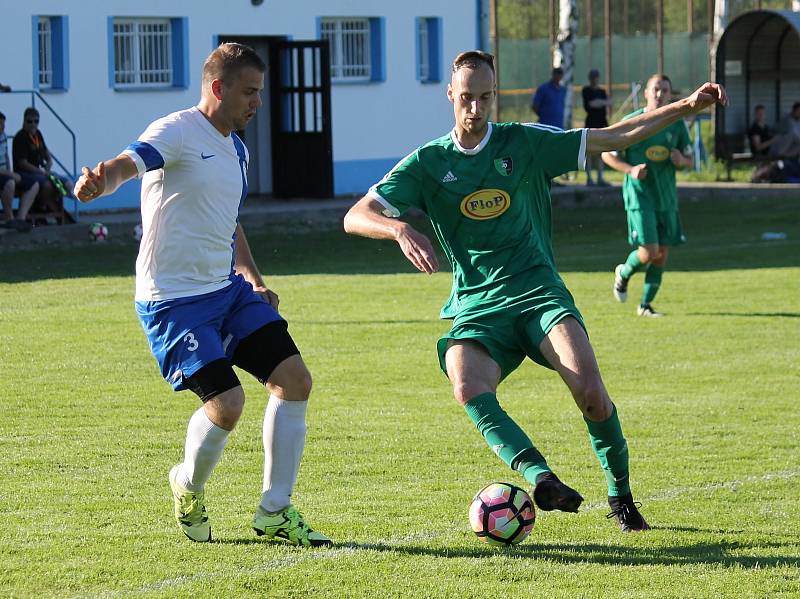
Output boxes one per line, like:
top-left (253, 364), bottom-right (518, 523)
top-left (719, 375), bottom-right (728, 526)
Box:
top-left (715, 10), bottom-right (800, 140)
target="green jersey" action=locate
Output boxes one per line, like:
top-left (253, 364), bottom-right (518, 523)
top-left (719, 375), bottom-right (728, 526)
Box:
top-left (370, 122), bottom-right (586, 319)
top-left (620, 108), bottom-right (691, 212)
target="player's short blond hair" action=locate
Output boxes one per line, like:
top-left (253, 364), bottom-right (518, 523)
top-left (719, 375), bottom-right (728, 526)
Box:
top-left (202, 43), bottom-right (265, 87)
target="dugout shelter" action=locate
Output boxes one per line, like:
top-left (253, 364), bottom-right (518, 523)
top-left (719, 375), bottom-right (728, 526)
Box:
top-left (715, 9), bottom-right (800, 161)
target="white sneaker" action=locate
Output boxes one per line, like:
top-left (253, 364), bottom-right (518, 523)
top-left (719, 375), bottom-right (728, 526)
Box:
top-left (613, 264), bottom-right (629, 303)
top-left (637, 304), bottom-right (664, 318)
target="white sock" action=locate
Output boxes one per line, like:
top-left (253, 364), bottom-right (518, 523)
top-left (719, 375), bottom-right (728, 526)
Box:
top-left (177, 406), bottom-right (229, 492)
top-left (260, 395), bottom-right (308, 512)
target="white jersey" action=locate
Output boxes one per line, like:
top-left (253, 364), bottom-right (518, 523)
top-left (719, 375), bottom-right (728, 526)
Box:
top-left (122, 107), bottom-right (249, 301)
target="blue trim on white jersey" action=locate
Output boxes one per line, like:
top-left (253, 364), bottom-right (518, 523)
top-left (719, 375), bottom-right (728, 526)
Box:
top-left (229, 132), bottom-right (248, 275)
top-left (127, 141), bottom-right (165, 172)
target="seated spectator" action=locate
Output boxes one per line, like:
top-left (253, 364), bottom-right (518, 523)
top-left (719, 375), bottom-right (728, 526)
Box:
top-left (11, 107), bottom-right (72, 222)
top-left (769, 102), bottom-right (800, 159)
top-left (747, 105), bottom-right (775, 156)
top-left (0, 111), bottom-right (35, 231)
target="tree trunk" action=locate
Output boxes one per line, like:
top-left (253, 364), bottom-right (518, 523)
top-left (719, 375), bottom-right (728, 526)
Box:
top-left (554, 0), bottom-right (578, 129)
top-left (710, 0), bottom-right (728, 82)
top-left (713, 0), bottom-right (728, 38)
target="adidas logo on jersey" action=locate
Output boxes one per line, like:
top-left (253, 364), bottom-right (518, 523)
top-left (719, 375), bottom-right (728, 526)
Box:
top-left (442, 171), bottom-right (458, 183)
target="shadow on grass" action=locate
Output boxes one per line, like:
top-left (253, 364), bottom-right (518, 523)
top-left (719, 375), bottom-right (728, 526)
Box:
top-left (687, 312), bottom-right (800, 319)
top-left (210, 527), bottom-right (800, 569)
top-left (296, 319), bottom-right (433, 326)
top-left (1, 197), bottom-right (799, 283)
top-left (339, 539), bottom-right (800, 569)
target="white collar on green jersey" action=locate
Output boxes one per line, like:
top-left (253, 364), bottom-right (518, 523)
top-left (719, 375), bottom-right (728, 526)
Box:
top-left (450, 122), bottom-right (493, 155)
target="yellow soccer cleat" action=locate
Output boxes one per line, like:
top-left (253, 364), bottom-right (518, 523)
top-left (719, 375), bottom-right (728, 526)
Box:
top-left (168, 464), bottom-right (212, 542)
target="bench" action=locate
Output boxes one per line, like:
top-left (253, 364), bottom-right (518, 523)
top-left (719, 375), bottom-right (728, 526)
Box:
top-left (11, 182), bottom-right (70, 225)
top-left (715, 132), bottom-right (799, 181)
top-left (26, 203), bottom-right (66, 225)
top-left (716, 133), bottom-right (774, 181)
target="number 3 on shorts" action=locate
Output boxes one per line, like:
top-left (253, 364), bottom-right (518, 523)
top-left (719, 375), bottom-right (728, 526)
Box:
top-left (184, 332), bottom-right (199, 352)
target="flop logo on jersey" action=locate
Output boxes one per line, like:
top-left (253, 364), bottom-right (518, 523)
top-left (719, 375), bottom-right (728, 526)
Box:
top-left (645, 145), bottom-right (670, 162)
top-left (460, 189), bottom-right (511, 220)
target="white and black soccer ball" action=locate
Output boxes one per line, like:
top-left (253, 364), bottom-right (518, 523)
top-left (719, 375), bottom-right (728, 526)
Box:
top-left (469, 482), bottom-right (535, 546)
top-left (88, 222), bottom-right (109, 242)
top-left (133, 223), bottom-right (143, 242)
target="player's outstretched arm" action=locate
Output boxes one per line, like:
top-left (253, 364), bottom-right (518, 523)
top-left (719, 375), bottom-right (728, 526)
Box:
top-left (233, 224), bottom-right (279, 309)
top-left (343, 195), bottom-right (438, 274)
top-left (587, 82), bottom-right (727, 154)
top-left (73, 155), bottom-right (138, 203)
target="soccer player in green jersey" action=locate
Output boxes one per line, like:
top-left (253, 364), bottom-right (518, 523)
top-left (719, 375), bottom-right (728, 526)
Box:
top-left (602, 74), bottom-right (694, 317)
top-left (343, 52), bottom-right (726, 532)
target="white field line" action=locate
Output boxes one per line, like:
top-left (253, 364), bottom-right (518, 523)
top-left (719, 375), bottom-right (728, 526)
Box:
top-left (562, 238), bottom-right (800, 265)
top-left (88, 532), bottom-right (432, 599)
top-left (584, 467), bottom-right (800, 509)
top-left (87, 469), bottom-right (800, 598)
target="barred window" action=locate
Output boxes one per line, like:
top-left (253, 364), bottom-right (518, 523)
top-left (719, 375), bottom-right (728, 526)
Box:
top-left (417, 19), bottom-right (430, 82)
top-left (320, 18), bottom-right (371, 81)
top-left (38, 17), bottom-right (53, 88)
top-left (112, 18), bottom-right (172, 88)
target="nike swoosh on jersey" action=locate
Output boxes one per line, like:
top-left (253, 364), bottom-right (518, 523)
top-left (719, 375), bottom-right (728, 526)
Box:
top-left (201, 153), bottom-right (215, 160)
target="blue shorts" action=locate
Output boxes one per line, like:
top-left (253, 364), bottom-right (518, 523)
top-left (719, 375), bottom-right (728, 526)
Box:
top-left (135, 275), bottom-right (283, 391)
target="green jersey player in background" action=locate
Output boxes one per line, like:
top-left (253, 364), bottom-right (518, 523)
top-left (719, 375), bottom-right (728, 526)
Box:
top-left (603, 74), bottom-right (694, 317)
top-left (344, 52), bottom-right (726, 532)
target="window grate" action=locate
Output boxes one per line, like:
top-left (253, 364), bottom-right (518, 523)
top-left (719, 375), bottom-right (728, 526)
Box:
top-left (320, 18), bottom-right (370, 81)
top-left (113, 19), bottom-right (172, 88)
top-left (38, 17), bottom-right (53, 88)
top-left (418, 19), bottom-right (430, 81)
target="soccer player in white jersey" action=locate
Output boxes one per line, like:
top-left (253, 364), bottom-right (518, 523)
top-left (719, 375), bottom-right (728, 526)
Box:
top-left (73, 43), bottom-right (331, 546)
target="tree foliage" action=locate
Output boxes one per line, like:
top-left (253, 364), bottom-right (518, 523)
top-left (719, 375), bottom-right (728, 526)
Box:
top-left (497, 0), bottom-right (792, 40)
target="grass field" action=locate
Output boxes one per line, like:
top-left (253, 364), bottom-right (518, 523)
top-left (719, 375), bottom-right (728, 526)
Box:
top-left (1, 195), bottom-right (799, 598)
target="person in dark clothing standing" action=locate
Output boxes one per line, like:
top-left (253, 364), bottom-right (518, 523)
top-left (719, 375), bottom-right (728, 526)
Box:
top-left (582, 69), bottom-right (610, 186)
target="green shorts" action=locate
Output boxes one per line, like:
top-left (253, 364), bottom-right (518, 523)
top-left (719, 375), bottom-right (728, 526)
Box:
top-left (627, 209), bottom-right (686, 247)
top-left (436, 287), bottom-right (585, 382)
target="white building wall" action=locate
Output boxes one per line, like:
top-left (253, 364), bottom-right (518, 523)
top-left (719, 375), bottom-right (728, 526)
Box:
top-left (1, 0), bottom-right (480, 209)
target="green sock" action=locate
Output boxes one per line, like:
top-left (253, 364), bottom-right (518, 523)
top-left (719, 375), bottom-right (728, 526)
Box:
top-left (584, 404), bottom-right (630, 496)
top-left (620, 250), bottom-right (648, 279)
top-left (641, 265), bottom-right (664, 306)
top-left (464, 392), bottom-right (550, 487)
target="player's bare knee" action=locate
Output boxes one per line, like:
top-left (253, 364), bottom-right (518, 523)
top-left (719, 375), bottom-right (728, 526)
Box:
top-left (573, 379), bottom-right (611, 419)
top-left (452, 380), bottom-right (490, 406)
top-left (290, 367), bottom-right (313, 400)
top-left (268, 360), bottom-right (312, 400)
top-left (205, 386), bottom-right (245, 429)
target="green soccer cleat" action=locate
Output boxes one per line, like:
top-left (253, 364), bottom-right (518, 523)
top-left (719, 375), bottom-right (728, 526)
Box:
top-left (252, 504), bottom-right (332, 547)
top-left (168, 464), bottom-right (212, 542)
